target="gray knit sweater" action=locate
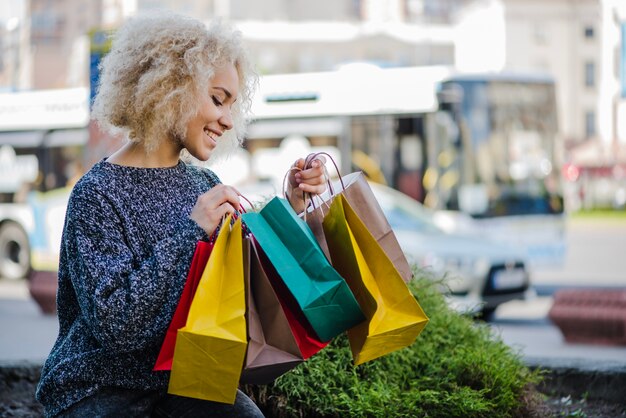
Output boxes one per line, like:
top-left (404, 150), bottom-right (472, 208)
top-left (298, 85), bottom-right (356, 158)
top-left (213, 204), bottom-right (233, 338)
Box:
top-left (36, 159), bottom-right (220, 417)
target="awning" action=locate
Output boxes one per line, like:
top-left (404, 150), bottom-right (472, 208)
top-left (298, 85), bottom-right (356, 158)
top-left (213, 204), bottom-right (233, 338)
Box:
top-left (0, 131), bottom-right (46, 148)
top-left (247, 117), bottom-right (345, 139)
top-left (0, 129), bottom-right (89, 148)
top-left (45, 129), bottom-right (89, 147)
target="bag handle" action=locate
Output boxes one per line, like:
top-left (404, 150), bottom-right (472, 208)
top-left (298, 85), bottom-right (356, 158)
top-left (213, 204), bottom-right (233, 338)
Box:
top-left (210, 194), bottom-right (254, 241)
top-left (303, 152), bottom-right (347, 212)
top-left (238, 193), bottom-right (254, 213)
top-left (282, 152), bottom-right (342, 199)
top-left (282, 153), bottom-right (338, 219)
top-left (303, 152), bottom-right (345, 192)
top-left (209, 213), bottom-right (235, 243)
top-left (237, 193), bottom-right (255, 237)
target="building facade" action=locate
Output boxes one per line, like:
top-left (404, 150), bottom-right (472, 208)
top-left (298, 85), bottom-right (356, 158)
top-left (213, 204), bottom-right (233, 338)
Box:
top-left (3, 1), bottom-right (625, 148)
top-left (500, 0), bottom-right (602, 146)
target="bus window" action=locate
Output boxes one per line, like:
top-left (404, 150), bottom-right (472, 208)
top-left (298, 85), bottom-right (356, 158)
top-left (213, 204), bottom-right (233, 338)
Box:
top-left (437, 78), bottom-right (563, 218)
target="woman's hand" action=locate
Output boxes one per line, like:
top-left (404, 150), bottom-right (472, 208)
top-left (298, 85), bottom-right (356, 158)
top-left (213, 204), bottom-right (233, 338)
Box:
top-left (286, 155), bottom-right (327, 214)
top-left (190, 184), bottom-right (241, 235)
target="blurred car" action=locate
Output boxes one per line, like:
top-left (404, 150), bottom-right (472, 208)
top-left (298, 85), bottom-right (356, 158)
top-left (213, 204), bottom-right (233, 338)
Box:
top-left (237, 180), bottom-right (531, 318)
top-left (368, 182), bottom-right (531, 317)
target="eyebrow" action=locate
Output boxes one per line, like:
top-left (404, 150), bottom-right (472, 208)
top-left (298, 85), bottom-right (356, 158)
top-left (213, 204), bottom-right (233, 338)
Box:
top-left (213, 87), bottom-right (234, 100)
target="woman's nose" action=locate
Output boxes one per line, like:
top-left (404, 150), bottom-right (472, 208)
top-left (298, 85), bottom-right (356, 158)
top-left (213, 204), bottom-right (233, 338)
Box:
top-left (219, 109), bottom-right (233, 131)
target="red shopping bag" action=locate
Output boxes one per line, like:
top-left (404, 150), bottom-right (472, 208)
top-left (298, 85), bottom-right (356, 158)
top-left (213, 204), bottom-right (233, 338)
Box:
top-left (154, 240), bottom-right (213, 371)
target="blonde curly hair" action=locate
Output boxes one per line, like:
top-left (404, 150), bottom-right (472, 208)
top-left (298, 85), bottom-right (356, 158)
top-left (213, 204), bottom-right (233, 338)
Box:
top-left (91, 11), bottom-right (257, 161)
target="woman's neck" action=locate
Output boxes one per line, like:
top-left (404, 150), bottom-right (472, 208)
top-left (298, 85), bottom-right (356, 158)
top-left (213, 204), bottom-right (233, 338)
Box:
top-left (107, 140), bottom-right (181, 168)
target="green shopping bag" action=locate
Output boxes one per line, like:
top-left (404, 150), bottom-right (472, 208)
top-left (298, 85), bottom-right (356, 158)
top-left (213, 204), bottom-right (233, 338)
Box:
top-left (242, 197), bottom-right (364, 342)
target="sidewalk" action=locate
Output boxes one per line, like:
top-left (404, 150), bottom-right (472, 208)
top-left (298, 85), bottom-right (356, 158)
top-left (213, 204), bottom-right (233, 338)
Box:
top-left (492, 296), bottom-right (626, 366)
top-left (0, 280), bottom-right (58, 363)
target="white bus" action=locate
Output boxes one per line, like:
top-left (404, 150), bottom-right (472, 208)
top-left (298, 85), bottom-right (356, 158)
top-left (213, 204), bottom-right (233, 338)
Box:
top-left (246, 64), bottom-right (566, 269)
top-left (0, 88), bottom-right (91, 279)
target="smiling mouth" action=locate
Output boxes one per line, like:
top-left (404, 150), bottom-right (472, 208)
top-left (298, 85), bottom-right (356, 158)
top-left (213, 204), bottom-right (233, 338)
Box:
top-left (204, 127), bottom-right (220, 143)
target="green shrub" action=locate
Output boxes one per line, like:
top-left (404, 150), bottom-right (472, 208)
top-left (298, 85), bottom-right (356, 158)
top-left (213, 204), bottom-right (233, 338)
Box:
top-left (242, 270), bottom-right (548, 418)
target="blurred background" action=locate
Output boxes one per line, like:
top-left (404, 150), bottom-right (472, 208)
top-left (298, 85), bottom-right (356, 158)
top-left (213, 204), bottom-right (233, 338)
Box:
top-left (0, 0), bottom-right (625, 362)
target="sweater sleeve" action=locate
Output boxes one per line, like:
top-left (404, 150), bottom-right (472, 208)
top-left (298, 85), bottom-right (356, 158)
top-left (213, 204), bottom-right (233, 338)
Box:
top-left (62, 183), bottom-right (206, 352)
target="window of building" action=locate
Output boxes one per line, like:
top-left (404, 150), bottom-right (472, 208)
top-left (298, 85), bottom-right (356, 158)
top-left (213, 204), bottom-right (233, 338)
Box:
top-left (585, 110), bottom-right (596, 138)
top-left (584, 61), bottom-right (595, 87)
top-left (584, 26), bottom-right (594, 39)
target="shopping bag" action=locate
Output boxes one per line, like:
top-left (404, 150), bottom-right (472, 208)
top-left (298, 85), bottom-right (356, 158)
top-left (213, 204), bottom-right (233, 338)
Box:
top-left (242, 197), bottom-right (365, 342)
top-left (240, 237), bottom-right (304, 384)
top-left (154, 240), bottom-right (213, 371)
top-left (305, 166), bottom-right (413, 283)
top-left (253, 238), bottom-right (329, 360)
top-left (323, 194), bottom-right (429, 365)
top-left (168, 216), bottom-right (247, 404)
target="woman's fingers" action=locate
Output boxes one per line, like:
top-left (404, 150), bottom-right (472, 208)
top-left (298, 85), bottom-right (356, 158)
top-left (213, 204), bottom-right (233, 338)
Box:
top-left (292, 159), bottom-right (327, 195)
top-left (296, 167), bottom-right (326, 184)
top-left (305, 153), bottom-right (327, 168)
top-left (190, 184), bottom-right (243, 234)
top-left (201, 184), bottom-right (241, 210)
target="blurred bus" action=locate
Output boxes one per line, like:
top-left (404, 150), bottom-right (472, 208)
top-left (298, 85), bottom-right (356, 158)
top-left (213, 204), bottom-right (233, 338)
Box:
top-left (0, 88), bottom-right (90, 280)
top-left (247, 65), bottom-right (565, 269)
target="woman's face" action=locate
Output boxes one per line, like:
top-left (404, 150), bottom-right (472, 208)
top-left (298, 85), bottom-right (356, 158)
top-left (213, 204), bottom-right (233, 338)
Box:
top-left (184, 63), bottom-right (239, 161)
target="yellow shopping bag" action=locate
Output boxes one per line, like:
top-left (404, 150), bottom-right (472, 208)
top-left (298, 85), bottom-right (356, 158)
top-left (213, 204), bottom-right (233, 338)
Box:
top-left (168, 216), bottom-right (247, 404)
top-left (323, 195), bottom-right (429, 365)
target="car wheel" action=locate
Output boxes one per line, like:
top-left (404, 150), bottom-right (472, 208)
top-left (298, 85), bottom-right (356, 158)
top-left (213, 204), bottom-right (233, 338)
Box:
top-left (476, 306), bottom-right (497, 322)
top-left (0, 222), bottom-right (31, 280)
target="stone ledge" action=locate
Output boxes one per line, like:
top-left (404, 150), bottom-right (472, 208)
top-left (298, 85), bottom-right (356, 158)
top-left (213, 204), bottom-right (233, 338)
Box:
top-left (526, 357), bottom-right (626, 406)
top-left (2, 359), bottom-right (625, 416)
top-left (0, 361), bottom-right (44, 417)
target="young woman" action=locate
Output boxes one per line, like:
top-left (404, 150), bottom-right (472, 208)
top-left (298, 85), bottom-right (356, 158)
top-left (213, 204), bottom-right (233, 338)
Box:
top-left (36, 12), bottom-right (326, 417)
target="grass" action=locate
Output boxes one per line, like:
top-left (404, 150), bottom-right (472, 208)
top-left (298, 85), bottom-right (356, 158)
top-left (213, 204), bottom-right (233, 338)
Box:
top-left (569, 208), bottom-right (626, 222)
top-left (242, 270), bottom-right (548, 418)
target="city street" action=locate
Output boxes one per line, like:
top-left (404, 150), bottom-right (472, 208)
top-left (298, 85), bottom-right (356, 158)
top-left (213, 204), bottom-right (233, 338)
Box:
top-left (532, 216), bottom-right (626, 289)
top-left (0, 215), bottom-right (625, 365)
top-left (491, 215), bottom-right (626, 366)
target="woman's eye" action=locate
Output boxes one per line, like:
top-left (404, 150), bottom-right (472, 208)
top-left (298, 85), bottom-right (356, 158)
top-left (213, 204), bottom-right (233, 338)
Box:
top-left (212, 96), bottom-right (223, 106)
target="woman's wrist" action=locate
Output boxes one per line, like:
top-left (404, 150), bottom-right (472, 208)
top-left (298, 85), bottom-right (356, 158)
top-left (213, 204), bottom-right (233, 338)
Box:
top-left (287, 185), bottom-right (306, 214)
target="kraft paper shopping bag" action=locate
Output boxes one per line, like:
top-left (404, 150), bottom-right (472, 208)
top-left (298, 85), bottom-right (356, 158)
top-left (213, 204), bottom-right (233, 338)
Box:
top-left (168, 217), bottom-right (247, 404)
top-left (253, 238), bottom-right (329, 360)
top-left (323, 194), bottom-right (429, 365)
top-left (305, 162), bottom-right (413, 283)
top-left (240, 237), bottom-right (304, 384)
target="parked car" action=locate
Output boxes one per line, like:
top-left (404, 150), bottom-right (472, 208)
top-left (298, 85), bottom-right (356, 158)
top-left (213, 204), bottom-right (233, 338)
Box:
top-left (239, 180), bottom-right (532, 318)
top-left (368, 182), bottom-right (531, 318)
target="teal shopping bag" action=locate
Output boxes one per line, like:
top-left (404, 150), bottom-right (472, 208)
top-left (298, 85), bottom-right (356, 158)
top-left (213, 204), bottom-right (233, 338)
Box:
top-left (242, 197), bottom-right (364, 342)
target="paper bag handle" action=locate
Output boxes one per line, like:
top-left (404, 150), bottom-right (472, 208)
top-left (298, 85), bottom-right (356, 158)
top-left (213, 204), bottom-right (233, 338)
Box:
top-left (303, 152), bottom-right (345, 191)
top-left (303, 152), bottom-right (348, 212)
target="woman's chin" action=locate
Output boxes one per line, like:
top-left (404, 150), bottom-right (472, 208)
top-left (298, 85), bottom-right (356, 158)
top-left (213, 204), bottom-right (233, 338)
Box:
top-left (185, 148), bottom-right (213, 162)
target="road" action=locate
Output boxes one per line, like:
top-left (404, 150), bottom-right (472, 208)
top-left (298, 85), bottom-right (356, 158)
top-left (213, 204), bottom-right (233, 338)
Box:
top-left (0, 216), bottom-right (624, 365)
top-left (532, 216), bottom-right (626, 289)
top-left (0, 280), bottom-right (58, 363)
top-left (489, 216), bottom-right (626, 366)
